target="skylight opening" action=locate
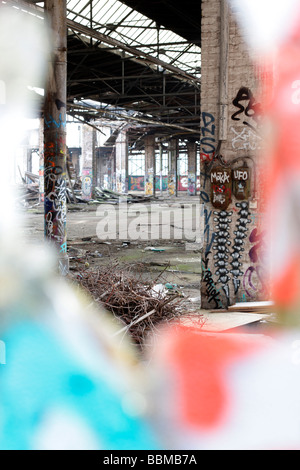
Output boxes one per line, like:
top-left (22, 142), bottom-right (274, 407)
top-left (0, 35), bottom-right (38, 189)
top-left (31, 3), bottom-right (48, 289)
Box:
top-left (66, 0), bottom-right (201, 76)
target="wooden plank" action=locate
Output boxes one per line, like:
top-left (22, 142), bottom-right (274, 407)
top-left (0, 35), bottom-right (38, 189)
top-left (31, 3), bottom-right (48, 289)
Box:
top-left (210, 300), bottom-right (275, 314)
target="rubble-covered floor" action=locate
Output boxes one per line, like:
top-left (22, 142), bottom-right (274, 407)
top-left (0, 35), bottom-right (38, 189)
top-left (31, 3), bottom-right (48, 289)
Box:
top-left (21, 195), bottom-right (275, 342)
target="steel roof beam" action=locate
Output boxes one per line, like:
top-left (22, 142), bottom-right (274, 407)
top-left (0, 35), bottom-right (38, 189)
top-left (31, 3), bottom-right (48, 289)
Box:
top-left (8, 0), bottom-right (200, 85)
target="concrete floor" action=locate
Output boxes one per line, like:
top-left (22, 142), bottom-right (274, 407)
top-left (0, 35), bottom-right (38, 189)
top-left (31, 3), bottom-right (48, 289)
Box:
top-left (20, 196), bottom-right (273, 333)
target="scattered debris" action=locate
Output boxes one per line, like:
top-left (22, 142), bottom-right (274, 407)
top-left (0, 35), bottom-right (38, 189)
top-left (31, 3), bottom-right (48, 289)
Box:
top-left (91, 187), bottom-right (157, 204)
top-left (211, 301), bottom-right (275, 314)
top-left (144, 247), bottom-right (166, 252)
top-left (165, 282), bottom-right (178, 291)
top-left (189, 296), bottom-right (201, 303)
top-left (74, 262), bottom-right (202, 349)
top-left (17, 171), bottom-right (157, 209)
top-left (228, 301), bottom-right (274, 313)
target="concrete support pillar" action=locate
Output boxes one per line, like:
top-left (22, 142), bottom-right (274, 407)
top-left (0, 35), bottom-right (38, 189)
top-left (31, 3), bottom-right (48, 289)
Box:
top-left (22, 147), bottom-right (28, 182)
top-left (144, 134), bottom-right (156, 196)
top-left (108, 148), bottom-right (115, 190)
top-left (26, 148), bottom-right (32, 177)
top-left (81, 124), bottom-right (96, 201)
top-left (39, 117), bottom-right (44, 203)
top-left (168, 138), bottom-right (178, 197)
top-left (159, 143), bottom-right (164, 195)
top-left (187, 141), bottom-right (197, 196)
top-left (219, 0), bottom-right (229, 141)
top-left (115, 130), bottom-right (128, 194)
top-left (44, 0), bottom-right (68, 275)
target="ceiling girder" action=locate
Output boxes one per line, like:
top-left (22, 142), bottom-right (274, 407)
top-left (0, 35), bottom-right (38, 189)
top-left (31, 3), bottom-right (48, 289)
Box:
top-left (7, 0), bottom-right (201, 141)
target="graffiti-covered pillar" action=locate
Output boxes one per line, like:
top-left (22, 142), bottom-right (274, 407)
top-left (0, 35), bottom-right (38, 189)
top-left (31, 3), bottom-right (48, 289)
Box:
top-left (200, 0), bottom-right (270, 309)
top-left (115, 129), bottom-right (128, 194)
top-left (144, 134), bottom-right (156, 196)
top-left (44, 0), bottom-right (68, 275)
top-left (39, 117), bottom-right (44, 203)
top-left (81, 124), bottom-right (96, 201)
top-left (187, 141), bottom-right (197, 196)
top-left (168, 139), bottom-right (178, 197)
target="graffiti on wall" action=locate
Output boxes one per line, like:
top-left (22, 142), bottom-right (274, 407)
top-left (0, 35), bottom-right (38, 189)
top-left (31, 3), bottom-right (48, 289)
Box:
top-left (187, 173), bottom-right (196, 196)
top-left (231, 87), bottom-right (263, 151)
top-left (200, 111), bottom-right (217, 256)
top-left (243, 226), bottom-right (269, 300)
top-left (201, 111), bottom-right (216, 156)
top-left (116, 169), bottom-right (127, 194)
top-left (168, 173), bottom-right (176, 196)
top-left (128, 176), bottom-right (201, 192)
top-left (213, 210), bottom-right (233, 307)
top-left (44, 137), bottom-right (67, 253)
top-left (145, 168), bottom-right (154, 195)
top-left (200, 102), bottom-right (266, 306)
top-left (201, 250), bottom-right (223, 310)
top-left (231, 127), bottom-right (263, 151)
top-left (82, 167), bottom-right (93, 201)
top-left (202, 265), bottom-right (223, 309)
top-left (210, 168), bottom-right (232, 210)
top-left (230, 202), bottom-right (251, 295)
top-left (231, 87), bottom-right (262, 127)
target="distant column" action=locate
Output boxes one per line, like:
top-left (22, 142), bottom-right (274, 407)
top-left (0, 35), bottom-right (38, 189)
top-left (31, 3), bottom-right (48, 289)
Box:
top-left (81, 124), bottom-right (96, 201)
top-left (108, 147), bottom-right (115, 190)
top-left (39, 117), bottom-right (44, 203)
top-left (144, 134), bottom-right (156, 196)
top-left (159, 142), bottom-right (164, 195)
top-left (187, 141), bottom-right (197, 196)
top-left (44, 0), bottom-right (68, 275)
top-left (115, 130), bottom-right (128, 194)
top-left (168, 138), bottom-right (178, 197)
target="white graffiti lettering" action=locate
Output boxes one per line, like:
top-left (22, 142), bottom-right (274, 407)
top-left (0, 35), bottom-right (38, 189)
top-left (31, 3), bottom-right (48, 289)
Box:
top-left (211, 171), bottom-right (230, 184)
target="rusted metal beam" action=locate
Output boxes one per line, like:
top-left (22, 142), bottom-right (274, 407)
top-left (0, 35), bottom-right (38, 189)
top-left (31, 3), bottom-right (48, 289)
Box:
top-left (68, 102), bottom-right (196, 134)
top-left (66, 18), bottom-right (200, 85)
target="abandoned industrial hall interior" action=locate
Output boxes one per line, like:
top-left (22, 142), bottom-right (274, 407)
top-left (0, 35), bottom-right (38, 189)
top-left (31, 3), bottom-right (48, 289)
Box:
top-left (1, 0), bottom-right (300, 452)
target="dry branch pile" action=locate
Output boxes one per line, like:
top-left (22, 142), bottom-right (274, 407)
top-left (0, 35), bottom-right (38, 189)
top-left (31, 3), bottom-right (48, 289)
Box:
top-left (76, 262), bottom-right (201, 348)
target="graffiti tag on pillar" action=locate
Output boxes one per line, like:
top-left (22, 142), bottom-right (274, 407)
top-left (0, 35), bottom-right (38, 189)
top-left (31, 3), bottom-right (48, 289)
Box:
top-left (200, 168), bottom-right (216, 257)
top-left (210, 167), bottom-right (232, 210)
top-left (248, 228), bottom-right (266, 264)
top-left (232, 167), bottom-right (251, 200)
top-left (230, 202), bottom-right (251, 295)
top-left (243, 265), bottom-right (268, 299)
top-left (168, 174), bottom-right (176, 196)
top-left (202, 252), bottom-right (223, 309)
top-left (203, 268), bottom-right (223, 309)
top-left (187, 173), bottom-right (196, 196)
top-left (231, 87), bottom-right (262, 128)
top-left (201, 112), bottom-right (216, 155)
top-left (213, 210), bottom-right (233, 308)
top-left (231, 127), bottom-right (263, 151)
top-left (44, 113), bottom-right (67, 130)
top-left (145, 170), bottom-right (154, 196)
top-left (82, 167), bottom-right (93, 201)
top-left (44, 159), bottom-right (67, 246)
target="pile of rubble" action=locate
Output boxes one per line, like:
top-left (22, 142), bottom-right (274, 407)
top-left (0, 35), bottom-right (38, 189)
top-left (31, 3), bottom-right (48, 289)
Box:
top-left (17, 171), bottom-right (156, 209)
top-left (74, 262), bottom-right (203, 349)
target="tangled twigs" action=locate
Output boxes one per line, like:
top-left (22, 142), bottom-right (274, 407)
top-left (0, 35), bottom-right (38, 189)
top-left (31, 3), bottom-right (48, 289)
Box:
top-left (75, 261), bottom-right (188, 348)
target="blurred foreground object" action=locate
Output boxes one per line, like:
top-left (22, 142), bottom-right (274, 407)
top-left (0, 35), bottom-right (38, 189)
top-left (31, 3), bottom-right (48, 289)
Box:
top-left (229, 0), bottom-right (300, 56)
top-left (148, 322), bottom-right (300, 450)
top-left (0, 5), bottom-right (158, 450)
top-left (0, 253), bottom-right (158, 450)
top-left (229, 0), bottom-right (300, 319)
top-left (148, 0), bottom-right (300, 439)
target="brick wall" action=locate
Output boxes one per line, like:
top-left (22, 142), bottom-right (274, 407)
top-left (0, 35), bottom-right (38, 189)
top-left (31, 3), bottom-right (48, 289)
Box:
top-left (200, 0), bottom-right (270, 309)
